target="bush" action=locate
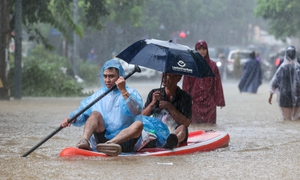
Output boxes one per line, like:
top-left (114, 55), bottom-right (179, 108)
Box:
top-left (9, 45), bottom-right (99, 97)
top-left (78, 60), bottom-right (100, 86)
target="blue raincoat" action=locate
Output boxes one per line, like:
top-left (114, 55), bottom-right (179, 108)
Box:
top-left (238, 56), bottom-right (262, 94)
top-left (70, 59), bottom-right (143, 150)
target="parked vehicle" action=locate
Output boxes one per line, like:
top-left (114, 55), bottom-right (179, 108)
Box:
top-left (227, 49), bottom-right (252, 74)
top-left (208, 48), bottom-right (223, 71)
top-left (261, 60), bottom-right (273, 80)
top-left (117, 59), bottom-right (157, 79)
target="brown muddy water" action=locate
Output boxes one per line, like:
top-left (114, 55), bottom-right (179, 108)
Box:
top-left (1, 80), bottom-right (300, 180)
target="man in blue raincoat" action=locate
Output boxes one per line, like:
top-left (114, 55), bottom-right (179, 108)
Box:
top-left (61, 59), bottom-right (143, 156)
top-left (238, 51), bottom-right (262, 94)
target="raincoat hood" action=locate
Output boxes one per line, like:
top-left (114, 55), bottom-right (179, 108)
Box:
top-left (250, 51), bottom-right (256, 59)
top-left (195, 40), bottom-right (210, 61)
top-left (285, 46), bottom-right (296, 62)
top-left (100, 59), bottom-right (125, 90)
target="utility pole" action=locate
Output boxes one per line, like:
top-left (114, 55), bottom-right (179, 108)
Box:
top-left (0, 0), bottom-right (10, 100)
top-left (72, 0), bottom-right (78, 76)
top-left (14, 0), bottom-right (22, 99)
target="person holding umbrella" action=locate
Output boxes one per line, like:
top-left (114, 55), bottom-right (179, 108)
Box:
top-left (60, 59), bottom-right (144, 156)
top-left (182, 40), bottom-right (225, 124)
top-left (112, 38), bottom-right (216, 149)
top-left (142, 73), bottom-right (192, 149)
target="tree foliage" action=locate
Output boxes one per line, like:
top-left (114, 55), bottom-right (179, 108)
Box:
top-left (255, 0), bottom-right (300, 40)
top-left (0, 0), bottom-right (147, 98)
top-left (9, 45), bottom-right (86, 97)
top-left (1, 0), bottom-right (269, 98)
top-left (8, 0), bottom-right (146, 46)
top-left (9, 0), bottom-right (106, 46)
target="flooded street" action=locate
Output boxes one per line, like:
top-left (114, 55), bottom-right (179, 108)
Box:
top-left (1, 79), bottom-right (300, 180)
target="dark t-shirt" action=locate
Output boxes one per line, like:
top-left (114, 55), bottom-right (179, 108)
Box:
top-left (143, 86), bottom-right (192, 145)
top-left (143, 86), bottom-right (192, 120)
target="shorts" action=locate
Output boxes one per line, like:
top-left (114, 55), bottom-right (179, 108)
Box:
top-left (94, 131), bottom-right (139, 152)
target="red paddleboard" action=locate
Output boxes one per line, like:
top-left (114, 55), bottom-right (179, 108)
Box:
top-left (60, 130), bottom-right (230, 157)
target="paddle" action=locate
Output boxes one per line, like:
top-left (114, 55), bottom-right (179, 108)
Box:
top-left (21, 65), bottom-right (141, 157)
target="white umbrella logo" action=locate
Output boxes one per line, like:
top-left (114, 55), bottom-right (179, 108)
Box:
top-left (177, 60), bottom-right (186, 67)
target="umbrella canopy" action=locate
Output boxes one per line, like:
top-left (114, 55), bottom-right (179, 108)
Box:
top-left (116, 39), bottom-right (215, 78)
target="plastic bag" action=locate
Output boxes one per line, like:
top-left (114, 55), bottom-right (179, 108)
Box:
top-left (142, 115), bottom-right (170, 147)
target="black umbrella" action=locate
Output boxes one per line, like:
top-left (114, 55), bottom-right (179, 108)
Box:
top-left (116, 38), bottom-right (215, 78)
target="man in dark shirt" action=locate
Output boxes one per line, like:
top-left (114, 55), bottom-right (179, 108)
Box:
top-left (142, 73), bottom-right (192, 149)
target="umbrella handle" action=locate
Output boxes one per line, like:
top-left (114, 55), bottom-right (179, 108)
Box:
top-left (21, 65), bottom-right (141, 157)
top-left (152, 100), bottom-right (161, 114)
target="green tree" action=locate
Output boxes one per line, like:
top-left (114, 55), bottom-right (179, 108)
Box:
top-left (255, 0), bottom-right (300, 40)
top-left (77, 0), bottom-right (146, 65)
top-left (0, 0), bottom-right (146, 99)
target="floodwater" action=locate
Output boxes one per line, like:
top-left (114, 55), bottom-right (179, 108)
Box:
top-left (1, 79), bottom-right (300, 180)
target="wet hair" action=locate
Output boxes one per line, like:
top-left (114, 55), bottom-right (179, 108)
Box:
top-left (286, 46), bottom-right (296, 60)
top-left (107, 67), bottom-right (119, 76)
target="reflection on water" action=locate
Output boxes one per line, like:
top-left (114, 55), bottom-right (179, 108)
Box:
top-left (1, 81), bottom-right (300, 179)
